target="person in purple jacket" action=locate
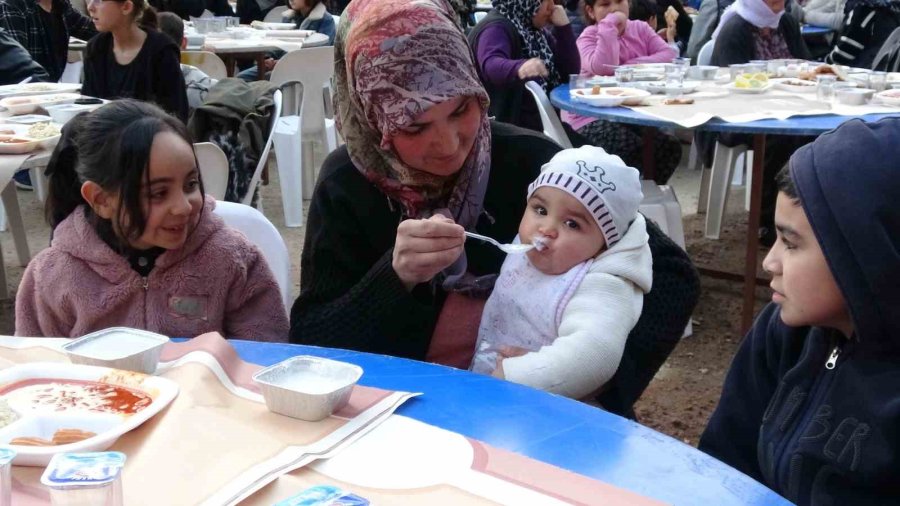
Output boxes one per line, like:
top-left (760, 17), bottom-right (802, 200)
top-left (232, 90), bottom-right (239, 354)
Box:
top-left (467, 0), bottom-right (581, 136)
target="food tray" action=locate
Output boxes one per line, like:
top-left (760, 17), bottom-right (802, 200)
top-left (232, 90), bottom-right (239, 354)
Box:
top-left (571, 87), bottom-right (650, 107)
top-left (0, 362), bottom-right (178, 466)
top-left (0, 83), bottom-right (81, 99)
top-left (0, 123), bottom-right (61, 154)
top-left (772, 78), bottom-right (817, 93)
top-left (0, 93), bottom-right (82, 116)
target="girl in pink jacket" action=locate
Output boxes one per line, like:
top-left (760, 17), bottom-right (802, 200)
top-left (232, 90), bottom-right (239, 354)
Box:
top-left (15, 99), bottom-right (289, 341)
top-left (563, 0), bottom-right (682, 184)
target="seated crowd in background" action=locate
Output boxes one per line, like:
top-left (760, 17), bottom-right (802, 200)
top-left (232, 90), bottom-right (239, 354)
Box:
top-left (0, 0), bottom-right (96, 82)
top-left (237, 0), bottom-right (336, 81)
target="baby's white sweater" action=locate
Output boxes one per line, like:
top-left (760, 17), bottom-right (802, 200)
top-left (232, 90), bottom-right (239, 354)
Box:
top-left (501, 214), bottom-right (653, 399)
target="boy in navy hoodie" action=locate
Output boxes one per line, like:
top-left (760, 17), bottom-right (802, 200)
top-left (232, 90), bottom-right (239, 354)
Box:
top-left (699, 118), bottom-right (900, 505)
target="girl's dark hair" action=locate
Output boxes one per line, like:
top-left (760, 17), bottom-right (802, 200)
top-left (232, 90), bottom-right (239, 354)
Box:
top-left (45, 99), bottom-right (203, 248)
top-left (775, 163), bottom-right (800, 202)
top-left (629, 0), bottom-right (656, 21)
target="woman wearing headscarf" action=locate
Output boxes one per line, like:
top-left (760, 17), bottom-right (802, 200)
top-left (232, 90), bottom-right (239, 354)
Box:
top-left (290, 0), bottom-right (699, 379)
top-left (825, 0), bottom-right (900, 68)
top-left (710, 0), bottom-right (810, 65)
top-left (708, 0), bottom-right (811, 246)
top-left (467, 0), bottom-right (580, 133)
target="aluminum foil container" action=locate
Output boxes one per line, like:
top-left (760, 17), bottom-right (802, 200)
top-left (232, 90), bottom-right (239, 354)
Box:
top-left (253, 356), bottom-right (363, 422)
top-left (62, 327), bottom-right (169, 374)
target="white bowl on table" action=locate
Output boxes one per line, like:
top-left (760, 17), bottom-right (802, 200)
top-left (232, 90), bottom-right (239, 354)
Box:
top-left (44, 104), bottom-right (98, 125)
top-left (645, 80), bottom-right (702, 95)
top-left (253, 356), bottom-right (363, 422)
top-left (836, 88), bottom-right (875, 106)
top-left (687, 66), bottom-right (719, 81)
top-left (570, 87), bottom-right (651, 107)
top-left (62, 327), bottom-right (170, 374)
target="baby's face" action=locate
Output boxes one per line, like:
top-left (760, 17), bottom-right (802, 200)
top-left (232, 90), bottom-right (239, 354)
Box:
top-left (519, 187), bottom-right (607, 275)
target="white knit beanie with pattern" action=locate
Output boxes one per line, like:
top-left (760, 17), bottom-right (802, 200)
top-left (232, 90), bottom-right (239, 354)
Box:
top-left (527, 146), bottom-right (643, 247)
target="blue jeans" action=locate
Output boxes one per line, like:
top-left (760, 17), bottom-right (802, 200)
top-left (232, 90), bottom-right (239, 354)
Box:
top-left (236, 49), bottom-right (287, 82)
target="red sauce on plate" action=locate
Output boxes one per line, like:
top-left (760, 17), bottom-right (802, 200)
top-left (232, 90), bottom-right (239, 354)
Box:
top-left (0, 378), bottom-right (152, 415)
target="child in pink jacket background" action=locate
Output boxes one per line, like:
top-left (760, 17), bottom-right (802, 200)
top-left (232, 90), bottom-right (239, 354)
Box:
top-left (563, 0), bottom-right (682, 184)
top-left (15, 99), bottom-right (289, 341)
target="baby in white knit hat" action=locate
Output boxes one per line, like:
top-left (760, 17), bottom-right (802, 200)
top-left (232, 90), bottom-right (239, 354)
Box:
top-left (471, 145), bottom-right (653, 399)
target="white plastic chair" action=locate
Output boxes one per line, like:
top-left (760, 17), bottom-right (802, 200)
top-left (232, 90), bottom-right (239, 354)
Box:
top-left (241, 89), bottom-right (283, 206)
top-left (270, 47), bottom-right (339, 227)
top-left (0, 173), bottom-right (32, 299)
top-left (194, 142), bottom-right (229, 200)
top-left (263, 5), bottom-right (288, 22)
top-left (181, 51), bottom-right (228, 81)
top-left (524, 81), bottom-right (573, 148)
top-left (212, 200), bottom-right (292, 312)
top-left (697, 39), bottom-right (715, 66)
top-left (699, 144), bottom-right (754, 238)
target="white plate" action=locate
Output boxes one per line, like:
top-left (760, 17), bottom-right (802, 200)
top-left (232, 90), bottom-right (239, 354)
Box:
top-left (725, 82), bottom-right (773, 94)
top-left (0, 83), bottom-right (81, 98)
top-left (874, 89), bottom-right (900, 106)
top-left (772, 78), bottom-right (818, 93)
top-left (645, 80), bottom-right (702, 95)
top-left (250, 21), bottom-right (295, 30)
top-left (571, 87), bottom-right (651, 107)
top-left (0, 93), bottom-right (82, 116)
top-left (0, 362), bottom-right (179, 466)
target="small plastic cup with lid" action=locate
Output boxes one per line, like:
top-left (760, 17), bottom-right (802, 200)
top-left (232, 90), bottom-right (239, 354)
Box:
top-left (0, 448), bottom-right (16, 506)
top-left (41, 451), bottom-right (126, 506)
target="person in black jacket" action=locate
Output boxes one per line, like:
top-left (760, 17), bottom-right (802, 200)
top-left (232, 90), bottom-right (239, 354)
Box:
top-left (710, 0), bottom-right (810, 66)
top-left (0, 27), bottom-right (50, 84)
top-left (825, 0), bottom-right (900, 69)
top-left (0, 0), bottom-right (97, 82)
top-left (82, 0), bottom-right (188, 121)
top-left (700, 118), bottom-right (900, 506)
top-left (149, 0), bottom-right (234, 19)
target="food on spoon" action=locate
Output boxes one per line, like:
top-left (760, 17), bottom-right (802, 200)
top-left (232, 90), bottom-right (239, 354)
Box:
top-left (26, 122), bottom-right (60, 139)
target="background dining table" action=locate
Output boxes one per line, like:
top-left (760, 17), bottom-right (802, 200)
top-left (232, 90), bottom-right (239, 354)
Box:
top-left (550, 82), bottom-right (899, 333)
top-left (226, 339), bottom-right (793, 506)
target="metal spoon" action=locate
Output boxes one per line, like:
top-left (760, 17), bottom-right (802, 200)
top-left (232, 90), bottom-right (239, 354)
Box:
top-left (465, 231), bottom-right (535, 254)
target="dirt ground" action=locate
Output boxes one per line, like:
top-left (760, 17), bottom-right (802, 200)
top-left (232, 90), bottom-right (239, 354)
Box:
top-left (0, 150), bottom-right (769, 448)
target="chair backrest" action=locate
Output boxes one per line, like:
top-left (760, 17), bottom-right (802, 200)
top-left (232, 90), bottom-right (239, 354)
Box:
top-left (872, 27), bottom-right (900, 71)
top-left (181, 51), bottom-right (228, 81)
top-left (270, 46), bottom-right (334, 135)
top-left (194, 142), bottom-right (229, 200)
top-left (263, 5), bottom-right (288, 22)
top-left (697, 39), bottom-right (715, 66)
top-left (212, 200), bottom-right (292, 312)
top-left (594, 220), bottom-right (700, 419)
top-left (241, 89), bottom-right (283, 205)
top-left (524, 80), bottom-right (573, 149)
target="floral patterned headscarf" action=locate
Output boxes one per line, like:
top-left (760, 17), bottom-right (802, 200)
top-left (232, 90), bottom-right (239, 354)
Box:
top-left (492, 0), bottom-right (560, 91)
top-left (334, 0), bottom-right (493, 291)
top-left (334, 0), bottom-right (491, 223)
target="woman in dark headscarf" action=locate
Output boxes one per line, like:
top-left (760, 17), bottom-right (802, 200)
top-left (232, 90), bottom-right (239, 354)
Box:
top-left (826, 0), bottom-right (900, 68)
top-left (467, 0), bottom-right (580, 133)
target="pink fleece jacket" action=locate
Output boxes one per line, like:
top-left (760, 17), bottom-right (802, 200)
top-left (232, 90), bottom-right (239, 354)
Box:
top-left (15, 197), bottom-right (289, 341)
top-left (563, 16), bottom-right (678, 131)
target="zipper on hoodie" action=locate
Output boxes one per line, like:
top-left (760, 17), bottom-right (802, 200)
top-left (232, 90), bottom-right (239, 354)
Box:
top-left (772, 340), bottom-right (845, 496)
